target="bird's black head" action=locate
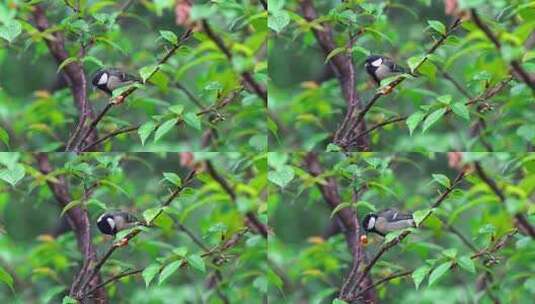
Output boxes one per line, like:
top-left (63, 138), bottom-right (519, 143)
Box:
top-left (97, 213), bottom-right (117, 235)
top-left (91, 69), bottom-right (112, 95)
top-left (362, 213), bottom-right (378, 233)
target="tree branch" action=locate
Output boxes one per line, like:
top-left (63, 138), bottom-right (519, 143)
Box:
top-left (202, 20), bottom-right (267, 106)
top-left (80, 90), bottom-right (240, 151)
top-left (471, 9), bottom-right (535, 91)
top-left (352, 229), bottom-right (517, 301)
top-left (72, 29), bottom-right (193, 152)
top-left (300, 0), bottom-right (369, 150)
top-left (32, 5), bottom-right (98, 151)
top-left (77, 170), bottom-right (197, 296)
top-left (351, 76), bottom-right (512, 142)
top-left (350, 18), bottom-right (463, 145)
top-left (349, 171), bottom-right (466, 297)
top-left (303, 152), bottom-right (376, 302)
top-left (205, 160), bottom-right (268, 238)
top-left (35, 154), bottom-right (107, 302)
top-left (474, 162), bottom-right (535, 238)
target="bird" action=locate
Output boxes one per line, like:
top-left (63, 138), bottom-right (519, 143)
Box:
top-left (361, 208), bottom-right (415, 236)
top-left (96, 211), bottom-right (140, 236)
top-left (91, 68), bottom-right (141, 96)
top-left (364, 55), bottom-right (407, 86)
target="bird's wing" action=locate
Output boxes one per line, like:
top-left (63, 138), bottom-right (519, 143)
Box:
top-left (113, 211), bottom-right (139, 223)
top-left (380, 208), bottom-right (413, 220)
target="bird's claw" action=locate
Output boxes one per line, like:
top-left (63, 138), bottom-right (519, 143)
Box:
top-left (114, 238), bottom-right (129, 247)
top-left (111, 95), bottom-right (125, 105)
top-left (379, 85), bottom-right (394, 95)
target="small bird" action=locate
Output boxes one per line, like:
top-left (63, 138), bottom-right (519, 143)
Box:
top-left (364, 55), bottom-right (406, 85)
top-left (362, 208), bottom-right (415, 236)
top-left (91, 68), bottom-right (141, 96)
top-left (96, 211), bottom-right (140, 236)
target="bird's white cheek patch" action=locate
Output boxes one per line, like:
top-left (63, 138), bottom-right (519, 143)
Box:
top-left (107, 218), bottom-right (115, 230)
top-left (371, 58), bottom-right (382, 67)
top-left (367, 217), bottom-right (376, 230)
top-left (98, 73), bottom-right (108, 85)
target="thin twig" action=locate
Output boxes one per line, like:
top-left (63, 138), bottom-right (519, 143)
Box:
top-left (352, 76), bottom-right (512, 141)
top-left (78, 170), bottom-right (197, 295)
top-left (202, 20), bottom-right (267, 105)
top-left (352, 18), bottom-right (463, 134)
top-left (474, 162), bottom-right (535, 238)
top-left (350, 171), bottom-right (465, 295)
top-left (205, 160), bottom-right (268, 238)
top-left (471, 9), bottom-right (535, 91)
top-left (300, 0), bottom-right (369, 150)
top-left (80, 90), bottom-right (240, 151)
top-left (352, 229), bottom-right (517, 301)
top-left (73, 29), bottom-right (193, 151)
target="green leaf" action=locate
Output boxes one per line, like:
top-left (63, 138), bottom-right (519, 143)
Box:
top-left (268, 0), bottom-right (285, 11)
top-left (413, 209), bottom-right (430, 227)
top-left (0, 127), bottom-right (9, 148)
top-left (451, 102), bottom-right (470, 120)
top-left (82, 56), bottom-right (104, 67)
top-left (143, 207), bottom-right (164, 224)
top-left (517, 125), bottom-right (535, 142)
top-left (428, 261), bottom-right (452, 286)
top-left (268, 165), bottom-right (295, 188)
top-left (60, 200), bottom-right (81, 217)
top-left (457, 256), bottom-right (475, 273)
top-left (183, 113), bottom-right (201, 130)
top-left (253, 276), bottom-right (268, 293)
top-left (154, 118), bottom-right (178, 142)
top-left (100, 179), bottom-right (131, 198)
top-left (437, 95), bottom-right (452, 105)
top-left (332, 299), bottom-right (349, 304)
top-left (325, 47), bottom-right (347, 63)
top-left (427, 20), bottom-right (446, 35)
top-left (330, 202), bottom-right (352, 218)
top-left (142, 263), bottom-right (160, 287)
top-left (139, 65), bottom-right (158, 83)
top-left (432, 174), bottom-right (450, 188)
top-left (158, 260), bottom-right (181, 285)
top-left (412, 265), bottom-right (430, 289)
top-left (407, 55), bottom-right (425, 73)
top-left (186, 254), bottom-right (206, 272)
top-left (406, 111), bottom-right (425, 135)
top-left (138, 121), bottom-right (156, 146)
top-left (57, 57), bottom-right (79, 73)
top-left (0, 266), bottom-right (14, 291)
top-left (160, 30), bottom-right (178, 44)
top-left (422, 108), bottom-right (447, 133)
top-left (355, 201), bottom-right (377, 212)
top-left (62, 296), bottom-right (78, 304)
top-left (268, 10), bottom-right (290, 33)
top-left (163, 172), bottom-right (182, 186)
top-left (115, 226), bottom-right (145, 240)
top-left (0, 164), bottom-right (25, 186)
top-left (0, 19), bottom-right (22, 43)
top-left (169, 105), bottom-right (184, 115)
top-left (173, 246), bottom-right (188, 257)
top-left (87, 198), bottom-right (107, 211)
top-left (442, 248), bottom-right (458, 258)
top-left (384, 229), bottom-right (404, 243)
top-left (43, 286), bottom-right (66, 304)
top-left (326, 143), bottom-right (342, 152)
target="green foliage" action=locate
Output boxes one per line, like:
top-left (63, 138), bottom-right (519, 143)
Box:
top-left (0, 0), bottom-right (267, 151)
top-left (268, 153), bottom-right (535, 303)
top-left (0, 153), bottom-right (267, 303)
top-left (268, 0), bottom-right (534, 151)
